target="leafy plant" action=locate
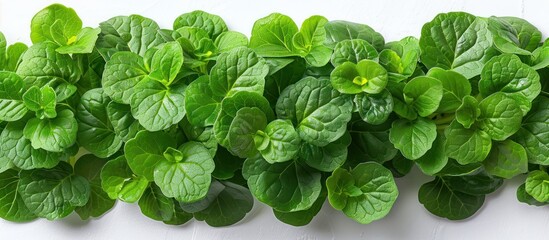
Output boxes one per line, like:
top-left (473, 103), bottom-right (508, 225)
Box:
top-left (0, 3), bottom-right (547, 226)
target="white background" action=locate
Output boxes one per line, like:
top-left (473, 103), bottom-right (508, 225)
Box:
top-left (1, 0), bottom-right (548, 239)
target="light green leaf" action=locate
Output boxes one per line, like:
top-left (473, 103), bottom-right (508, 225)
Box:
top-left (255, 119), bottom-right (300, 164)
top-left (301, 132), bottom-right (350, 172)
top-left (23, 86), bottom-right (57, 119)
top-left (483, 140), bottom-right (528, 179)
top-left (445, 121), bottom-right (492, 164)
top-left (455, 96), bottom-right (480, 129)
top-left (56, 27), bottom-right (101, 54)
top-left (23, 109), bottom-right (77, 152)
top-left (173, 10), bottom-right (228, 39)
top-left (324, 20), bottom-right (385, 51)
top-left (426, 68), bottom-right (471, 113)
top-left (146, 42), bottom-right (184, 85)
top-left (326, 163), bottom-right (398, 224)
top-left (153, 142), bottom-right (215, 203)
top-left (227, 107), bottom-right (268, 158)
top-left (125, 130), bottom-right (175, 180)
top-left (100, 156), bottom-right (149, 203)
top-left (403, 76), bottom-right (443, 117)
top-left (331, 60), bottom-right (388, 95)
top-left (30, 4), bottom-right (82, 46)
top-left (214, 31), bottom-right (248, 53)
top-left (525, 170), bottom-right (549, 203)
top-left (249, 13), bottom-right (299, 57)
top-left (331, 39), bottom-right (378, 66)
top-left (0, 71), bottom-right (27, 121)
top-left (477, 92), bottom-right (523, 141)
top-left (389, 118), bottom-right (437, 160)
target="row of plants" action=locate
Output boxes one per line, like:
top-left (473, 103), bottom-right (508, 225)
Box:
top-left (0, 4), bottom-right (547, 226)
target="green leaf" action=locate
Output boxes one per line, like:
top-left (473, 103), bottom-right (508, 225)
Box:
top-left (19, 162), bottom-right (90, 220)
top-left (77, 89), bottom-right (122, 158)
top-left (130, 79), bottom-right (186, 131)
top-left (96, 15), bottom-right (165, 59)
top-left (301, 132), bottom-right (350, 172)
top-left (499, 17), bottom-right (541, 52)
top-left (0, 170), bottom-right (36, 222)
top-left (153, 142), bottom-right (215, 203)
top-left (214, 91), bottom-right (274, 147)
top-left (273, 189), bottom-right (326, 226)
top-left (483, 140), bottom-right (528, 179)
top-left (16, 42), bottom-right (80, 101)
top-left (403, 76), bottom-right (443, 117)
top-left (184, 76), bottom-right (221, 127)
top-left (23, 109), bottom-right (77, 152)
top-left (0, 71), bottom-right (27, 121)
top-left (354, 90), bottom-right (393, 125)
top-left (30, 4), bottom-right (82, 46)
top-left (209, 47), bottom-right (269, 98)
top-left (212, 147), bottom-right (243, 180)
top-left (106, 101), bottom-right (142, 142)
top-left (193, 181), bottom-right (254, 227)
top-left (477, 92), bottom-right (523, 141)
top-left (478, 54), bottom-right (540, 115)
top-left (0, 32), bottom-right (5, 69)
top-left (56, 27), bottom-right (101, 54)
top-left (488, 17), bottom-right (532, 55)
top-left (180, 120), bottom-right (218, 158)
top-left (102, 52), bottom-right (148, 104)
top-left (426, 68), bottom-right (471, 113)
top-left (276, 77), bottom-right (352, 146)
top-left (138, 184), bottom-right (176, 222)
top-left (381, 37), bottom-right (420, 81)
top-left (23, 86), bottom-right (57, 119)
top-left (415, 133), bottom-right (448, 175)
top-left (324, 21), bottom-right (385, 51)
top-left (437, 158), bottom-right (482, 176)
top-left (214, 31), bottom-right (248, 53)
top-left (455, 95), bottom-right (480, 129)
top-left (255, 119), bottom-right (300, 163)
top-left (147, 42), bottom-right (184, 84)
top-left (0, 122), bottom-right (65, 171)
top-left (173, 10), bottom-right (228, 39)
top-left (442, 172), bottom-right (503, 195)
top-left (74, 155), bottom-right (115, 220)
top-left (125, 130), bottom-right (176, 180)
top-left (293, 15), bottom-right (331, 67)
top-left (445, 121), bottom-right (492, 164)
top-left (419, 12), bottom-right (496, 79)
top-left (348, 121), bottom-right (397, 164)
top-left (389, 118), bottom-right (437, 160)
top-left (4, 42), bottom-right (28, 71)
top-left (249, 13), bottom-right (299, 57)
top-left (100, 156), bottom-right (148, 203)
top-left (331, 39), bottom-right (378, 67)
top-left (227, 107), bottom-right (268, 158)
top-left (513, 96), bottom-right (549, 165)
top-left (330, 60), bottom-right (388, 95)
top-left (525, 170), bottom-right (549, 203)
top-left (326, 162), bottom-right (398, 224)
top-left (243, 156), bottom-right (321, 212)
top-left (517, 183), bottom-right (547, 206)
top-left (418, 177), bottom-right (484, 220)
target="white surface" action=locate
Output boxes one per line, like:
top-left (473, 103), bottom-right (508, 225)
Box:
top-left (1, 0), bottom-right (548, 239)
